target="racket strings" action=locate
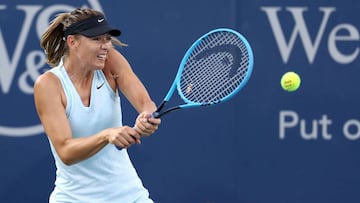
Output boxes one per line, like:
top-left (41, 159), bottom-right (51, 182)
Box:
top-left (180, 31), bottom-right (250, 104)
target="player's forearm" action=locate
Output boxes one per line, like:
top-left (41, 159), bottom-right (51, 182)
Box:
top-left (56, 131), bottom-right (109, 165)
top-left (137, 99), bottom-right (157, 113)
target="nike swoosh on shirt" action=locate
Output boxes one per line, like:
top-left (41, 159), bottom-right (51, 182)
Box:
top-left (96, 82), bottom-right (105, 89)
top-left (98, 18), bottom-right (104, 23)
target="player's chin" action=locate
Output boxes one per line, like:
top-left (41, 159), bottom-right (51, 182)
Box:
top-left (94, 60), bottom-right (106, 69)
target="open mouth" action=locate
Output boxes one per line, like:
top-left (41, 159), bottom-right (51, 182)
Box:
top-left (97, 54), bottom-right (107, 61)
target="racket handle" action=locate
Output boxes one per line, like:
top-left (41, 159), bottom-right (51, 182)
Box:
top-left (152, 112), bottom-right (161, 118)
top-left (115, 133), bottom-right (137, 150)
top-left (116, 112), bottom-right (160, 150)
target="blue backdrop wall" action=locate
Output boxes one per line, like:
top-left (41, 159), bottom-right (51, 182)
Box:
top-left (0, 0), bottom-right (359, 202)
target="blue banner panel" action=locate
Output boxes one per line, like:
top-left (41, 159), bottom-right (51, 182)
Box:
top-left (0, 0), bottom-right (359, 203)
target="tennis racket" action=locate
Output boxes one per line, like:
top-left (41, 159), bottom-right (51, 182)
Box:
top-left (116, 28), bottom-right (253, 150)
top-left (152, 28), bottom-right (253, 118)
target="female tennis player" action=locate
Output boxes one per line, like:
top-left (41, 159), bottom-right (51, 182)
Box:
top-left (34, 8), bottom-right (160, 203)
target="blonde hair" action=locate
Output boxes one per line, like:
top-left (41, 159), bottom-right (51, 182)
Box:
top-left (40, 8), bottom-right (125, 67)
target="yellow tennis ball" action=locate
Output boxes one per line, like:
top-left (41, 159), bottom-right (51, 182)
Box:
top-left (280, 71), bottom-right (301, 92)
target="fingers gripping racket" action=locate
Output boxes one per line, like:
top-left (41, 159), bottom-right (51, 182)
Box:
top-left (152, 28), bottom-right (254, 118)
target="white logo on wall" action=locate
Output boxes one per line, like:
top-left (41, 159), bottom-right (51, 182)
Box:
top-left (0, 0), bottom-right (104, 137)
top-left (261, 6), bottom-right (359, 64)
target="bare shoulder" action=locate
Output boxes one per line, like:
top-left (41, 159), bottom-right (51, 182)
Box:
top-left (34, 71), bottom-right (66, 107)
top-left (34, 71), bottom-right (61, 93)
top-left (106, 48), bottom-right (132, 75)
top-left (103, 48), bottom-right (135, 88)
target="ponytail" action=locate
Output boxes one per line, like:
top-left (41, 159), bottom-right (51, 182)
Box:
top-left (40, 13), bottom-right (70, 67)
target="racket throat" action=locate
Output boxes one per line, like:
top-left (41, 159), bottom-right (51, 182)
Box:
top-left (153, 101), bottom-right (181, 118)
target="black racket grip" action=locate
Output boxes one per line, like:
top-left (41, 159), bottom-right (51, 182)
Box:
top-left (152, 112), bottom-right (161, 118)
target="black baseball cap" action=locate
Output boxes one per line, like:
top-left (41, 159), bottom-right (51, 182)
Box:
top-left (64, 15), bottom-right (121, 38)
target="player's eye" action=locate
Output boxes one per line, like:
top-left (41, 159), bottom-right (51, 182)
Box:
top-left (91, 35), bottom-right (112, 42)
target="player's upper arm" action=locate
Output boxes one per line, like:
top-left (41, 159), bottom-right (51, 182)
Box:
top-left (33, 72), bottom-right (72, 152)
top-left (106, 48), bottom-right (154, 112)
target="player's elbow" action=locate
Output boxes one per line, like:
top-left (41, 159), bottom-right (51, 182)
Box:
top-left (53, 139), bottom-right (83, 166)
top-left (61, 157), bottom-right (77, 166)
top-left (59, 155), bottom-right (77, 166)
top-left (57, 150), bottom-right (79, 166)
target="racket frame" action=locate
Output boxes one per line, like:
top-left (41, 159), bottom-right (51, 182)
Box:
top-left (153, 28), bottom-right (254, 118)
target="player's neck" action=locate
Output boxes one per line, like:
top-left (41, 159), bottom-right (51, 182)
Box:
top-left (63, 56), bottom-right (94, 85)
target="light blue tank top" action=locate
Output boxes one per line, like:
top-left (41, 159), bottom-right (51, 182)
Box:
top-left (47, 63), bottom-right (150, 203)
